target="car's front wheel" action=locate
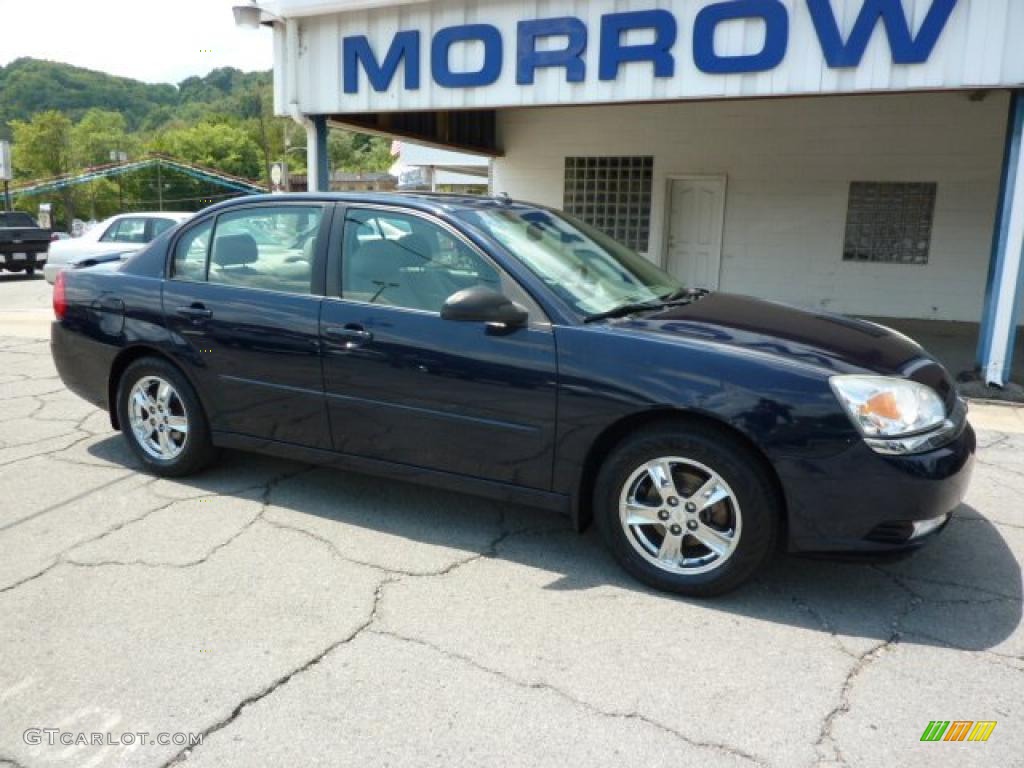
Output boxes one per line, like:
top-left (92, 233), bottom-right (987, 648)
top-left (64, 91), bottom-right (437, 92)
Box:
top-left (116, 357), bottom-right (217, 477)
top-left (595, 424), bottom-right (779, 597)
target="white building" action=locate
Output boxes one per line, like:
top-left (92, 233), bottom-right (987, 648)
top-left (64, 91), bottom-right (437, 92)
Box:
top-left (242, 0), bottom-right (1024, 386)
top-left (391, 141), bottom-right (489, 192)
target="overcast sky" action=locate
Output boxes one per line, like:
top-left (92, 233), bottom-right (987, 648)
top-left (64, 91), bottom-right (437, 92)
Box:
top-left (1, 0), bottom-right (274, 83)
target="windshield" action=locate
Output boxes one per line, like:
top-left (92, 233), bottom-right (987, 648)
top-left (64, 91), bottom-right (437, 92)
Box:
top-left (458, 206), bottom-right (685, 315)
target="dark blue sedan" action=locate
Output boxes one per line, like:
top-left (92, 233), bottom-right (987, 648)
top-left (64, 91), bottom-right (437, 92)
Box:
top-left (50, 194), bottom-right (975, 595)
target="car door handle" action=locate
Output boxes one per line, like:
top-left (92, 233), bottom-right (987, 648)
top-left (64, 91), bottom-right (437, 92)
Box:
top-left (324, 325), bottom-right (373, 345)
top-left (176, 305), bottom-right (213, 320)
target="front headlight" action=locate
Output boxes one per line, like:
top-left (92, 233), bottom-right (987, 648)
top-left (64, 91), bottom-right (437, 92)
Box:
top-left (830, 375), bottom-right (946, 438)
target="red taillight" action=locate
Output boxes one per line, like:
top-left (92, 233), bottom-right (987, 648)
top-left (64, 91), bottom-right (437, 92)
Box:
top-left (53, 271), bottom-right (68, 320)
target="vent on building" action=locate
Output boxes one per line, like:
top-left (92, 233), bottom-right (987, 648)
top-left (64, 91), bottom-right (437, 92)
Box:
top-left (563, 156), bottom-right (653, 252)
top-left (843, 181), bottom-right (937, 265)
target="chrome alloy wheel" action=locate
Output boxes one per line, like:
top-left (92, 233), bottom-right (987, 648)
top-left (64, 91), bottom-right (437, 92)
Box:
top-left (619, 457), bottom-right (742, 575)
top-left (127, 376), bottom-right (189, 460)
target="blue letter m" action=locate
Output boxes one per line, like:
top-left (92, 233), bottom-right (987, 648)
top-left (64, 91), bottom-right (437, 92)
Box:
top-left (808, 0), bottom-right (957, 68)
top-left (343, 31), bottom-right (421, 93)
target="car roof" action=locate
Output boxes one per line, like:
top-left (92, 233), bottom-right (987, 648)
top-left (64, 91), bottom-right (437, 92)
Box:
top-left (101, 212), bottom-right (192, 223)
top-left (197, 192), bottom-right (536, 218)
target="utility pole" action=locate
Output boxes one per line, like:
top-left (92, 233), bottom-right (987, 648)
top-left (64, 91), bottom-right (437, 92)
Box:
top-left (110, 150), bottom-right (126, 212)
top-left (156, 160), bottom-right (163, 211)
top-left (0, 141), bottom-right (11, 211)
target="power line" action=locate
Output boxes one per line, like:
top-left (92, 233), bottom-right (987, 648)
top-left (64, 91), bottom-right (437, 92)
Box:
top-left (118, 191), bottom-right (250, 206)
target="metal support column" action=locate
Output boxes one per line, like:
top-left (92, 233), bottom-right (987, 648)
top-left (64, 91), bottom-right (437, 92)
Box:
top-left (304, 116), bottom-right (330, 193)
top-left (314, 115), bottom-right (329, 192)
top-left (978, 90), bottom-right (1024, 386)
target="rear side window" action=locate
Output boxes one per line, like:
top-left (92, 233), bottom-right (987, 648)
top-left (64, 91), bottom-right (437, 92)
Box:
top-left (172, 220), bottom-right (213, 281)
top-left (101, 218), bottom-right (148, 244)
top-left (150, 218), bottom-right (178, 239)
top-left (208, 207), bottom-right (322, 295)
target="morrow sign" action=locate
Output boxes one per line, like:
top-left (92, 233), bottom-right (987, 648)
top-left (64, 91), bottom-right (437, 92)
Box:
top-left (342, 0), bottom-right (958, 93)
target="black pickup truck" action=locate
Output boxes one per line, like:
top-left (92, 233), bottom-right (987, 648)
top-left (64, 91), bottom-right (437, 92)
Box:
top-left (0, 211), bottom-right (50, 275)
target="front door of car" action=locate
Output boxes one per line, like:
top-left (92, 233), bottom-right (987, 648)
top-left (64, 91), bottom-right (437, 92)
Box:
top-left (320, 206), bottom-right (558, 490)
top-left (162, 203), bottom-right (332, 448)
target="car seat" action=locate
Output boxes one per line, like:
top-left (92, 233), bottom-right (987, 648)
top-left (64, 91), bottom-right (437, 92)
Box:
top-left (211, 233), bottom-right (261, 279)
top-left (347, 239), bottom-right (426, 308)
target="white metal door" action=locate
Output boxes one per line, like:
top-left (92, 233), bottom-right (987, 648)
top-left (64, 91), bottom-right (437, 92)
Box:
top-left (665, 176), bottom-right (726, 290)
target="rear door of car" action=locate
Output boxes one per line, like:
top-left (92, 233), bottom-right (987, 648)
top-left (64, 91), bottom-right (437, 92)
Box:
top-left (162, 202), bottom-right (332, 448)
top-left (319, 204), bottom-right (559, 489)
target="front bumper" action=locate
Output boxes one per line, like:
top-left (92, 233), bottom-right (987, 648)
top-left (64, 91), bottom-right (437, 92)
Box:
top-left (779, 418), bottom-right (976, 553)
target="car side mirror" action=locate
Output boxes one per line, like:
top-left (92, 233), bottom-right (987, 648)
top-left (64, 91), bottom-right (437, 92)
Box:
top-left (441, 286), bottom-right (528, 330)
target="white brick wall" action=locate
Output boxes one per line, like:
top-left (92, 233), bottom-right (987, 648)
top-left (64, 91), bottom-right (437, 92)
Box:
top-left (492, 92), bottom-right (1010, 324)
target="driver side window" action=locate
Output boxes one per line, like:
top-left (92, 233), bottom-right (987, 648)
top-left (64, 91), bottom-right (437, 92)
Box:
top-left (341, 209), bottom-right (500, 313)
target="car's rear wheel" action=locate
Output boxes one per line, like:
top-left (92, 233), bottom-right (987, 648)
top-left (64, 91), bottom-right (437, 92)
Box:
top-left (595, 424), bottom-right (779, 597)
top-left (116, 357), bottom-right (217, 477)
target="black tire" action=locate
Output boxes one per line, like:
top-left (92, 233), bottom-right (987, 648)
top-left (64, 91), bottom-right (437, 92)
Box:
top-left (116, 356), bottom-right (218, 477)
top-left (594, 423), bottom-right (780, 597)
top-left (25, 266), bottom-right (35, 277)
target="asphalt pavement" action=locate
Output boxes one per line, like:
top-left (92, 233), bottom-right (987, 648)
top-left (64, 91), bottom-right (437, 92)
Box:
top-left (0, 273), bottom-right (1021, 768)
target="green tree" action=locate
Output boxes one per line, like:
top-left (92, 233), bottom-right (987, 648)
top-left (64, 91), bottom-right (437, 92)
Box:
top-left (148, 121), bottom-right (263, 180)
top-left (236, 85), bottom-right (283, 183)
top-left (328, 130), bottom-right (394, 173)
top-left (10, 110), bottom-right (77, 225)
top-left (71, 109), bottom-right (139, 167)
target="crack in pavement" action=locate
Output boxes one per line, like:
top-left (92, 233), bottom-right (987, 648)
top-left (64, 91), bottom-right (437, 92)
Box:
top-left (156, 495), bottom-right (576, 765)
top-left (0, 469), bottom-right (309, 594)
top-left (0, 395), bottom-right (45, 424)
top-left (754, 576), bottom-right (863, 663)
top-left (872, 567), bottom-right (1022, 602)
top-left (260, 509), bottom-right (572, 579)
top-left (159, 574), bottom-right (396, 767)
top-left (975, 456), bottom-right (1024, 482)
top-left (0, 559), bottom-right (64, 596)
top-left (0, 428), bottom-right (109, 471)
top-left (369, 627), bottom-right (771, 767)
top-left (61, 468), bottom-right (316, 572)
top-left (975, 433), bottom-right (1010, 451)
top-left (63, 512), bottom-right (264, 571)
top-left (0, 471), bottom-right (135, 534)
top-left (811, 566), bottom-right (924, 767)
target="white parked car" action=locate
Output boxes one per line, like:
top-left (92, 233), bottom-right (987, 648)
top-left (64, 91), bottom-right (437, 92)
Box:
top-left (44, 212), bottom-right (192, 284)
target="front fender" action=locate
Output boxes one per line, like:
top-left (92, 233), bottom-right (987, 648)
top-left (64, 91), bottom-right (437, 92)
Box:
top-left (551, 325), bottom-right (857, 522)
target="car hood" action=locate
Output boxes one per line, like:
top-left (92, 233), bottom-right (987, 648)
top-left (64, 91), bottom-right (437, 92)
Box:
top-left (615, 292), bottom-right (957, 406)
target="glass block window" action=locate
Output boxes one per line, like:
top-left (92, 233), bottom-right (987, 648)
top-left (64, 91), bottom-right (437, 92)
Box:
top-left (564, 156), bottom-right (653, 252)
top-left (843, 182), bottom-right (937, 265)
